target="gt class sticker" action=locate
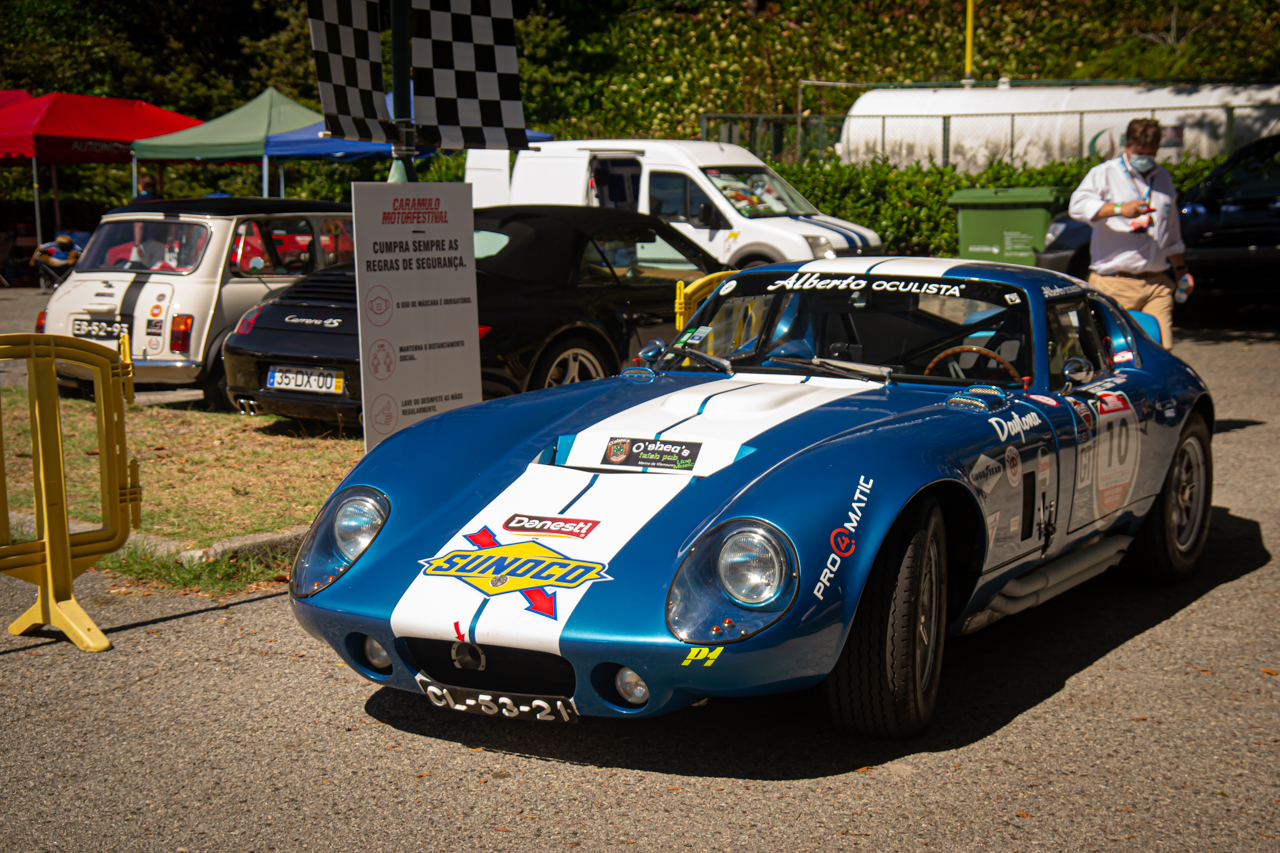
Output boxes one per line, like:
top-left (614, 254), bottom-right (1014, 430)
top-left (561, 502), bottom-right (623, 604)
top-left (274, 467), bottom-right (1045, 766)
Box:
top-left (602, 438), bottom-right (701, 470)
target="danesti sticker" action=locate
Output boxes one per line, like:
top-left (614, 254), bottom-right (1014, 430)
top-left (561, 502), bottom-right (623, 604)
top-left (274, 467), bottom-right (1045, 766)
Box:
top-left (600, 437), bottom-right (701, 470)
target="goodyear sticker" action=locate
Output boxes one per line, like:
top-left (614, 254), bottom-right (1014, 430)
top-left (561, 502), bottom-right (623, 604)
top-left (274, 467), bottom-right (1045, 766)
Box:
top-left (420, 527), bottom-right (609, 597)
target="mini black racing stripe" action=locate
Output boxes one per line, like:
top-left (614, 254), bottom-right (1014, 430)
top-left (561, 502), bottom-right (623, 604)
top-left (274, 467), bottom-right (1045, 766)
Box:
top-left (117, 272), bottom-right (152, 334)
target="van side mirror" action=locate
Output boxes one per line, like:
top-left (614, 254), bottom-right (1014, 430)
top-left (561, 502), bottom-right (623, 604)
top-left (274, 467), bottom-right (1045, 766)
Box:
top-left (638, 338), bottom-right (666, 364)
top-left (696, 202), bottom-right (718, 229)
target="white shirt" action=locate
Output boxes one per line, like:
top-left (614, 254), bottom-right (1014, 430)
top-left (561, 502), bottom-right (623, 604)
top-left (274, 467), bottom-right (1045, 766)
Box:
top-left (1068, 156), bottom-right (1186, 276)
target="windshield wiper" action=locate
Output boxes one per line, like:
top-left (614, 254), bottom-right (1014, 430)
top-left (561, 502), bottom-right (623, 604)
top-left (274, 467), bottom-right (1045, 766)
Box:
top-left (666, 346), bottom-right (734, 375)
top-left (767, 355), bottom-right (892, 383)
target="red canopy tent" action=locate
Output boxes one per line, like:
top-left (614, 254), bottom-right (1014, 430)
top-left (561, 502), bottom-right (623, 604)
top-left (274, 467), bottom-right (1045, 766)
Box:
top-left (0, 91), bottom-right (31, 111)
top-left (0, 93), bottom-right (201, 245)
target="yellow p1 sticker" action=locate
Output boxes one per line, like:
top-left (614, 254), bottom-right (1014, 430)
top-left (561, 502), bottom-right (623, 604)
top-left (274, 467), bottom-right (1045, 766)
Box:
top-left (681, 647), bottom-right (724, 667)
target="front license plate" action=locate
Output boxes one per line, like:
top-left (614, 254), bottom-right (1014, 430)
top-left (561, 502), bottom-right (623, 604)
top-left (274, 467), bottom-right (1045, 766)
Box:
top-left (266, 365), bottom-right (344, 395)
top-left (71, 318), bottom-right (125, 340)
top-left (414, 674), bottom-right (579, 723)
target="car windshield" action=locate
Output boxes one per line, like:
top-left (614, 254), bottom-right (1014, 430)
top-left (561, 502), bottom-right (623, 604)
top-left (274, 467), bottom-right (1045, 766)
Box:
top-left (77, 220), bottom-right (210, 274)
top-left (660, 270), bottom-right (1034, 386)
top-left (701, 167), bottom-right (819, 218)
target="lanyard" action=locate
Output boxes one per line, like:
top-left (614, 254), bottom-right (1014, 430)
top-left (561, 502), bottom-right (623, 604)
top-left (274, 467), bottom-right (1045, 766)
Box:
top-left (1119, 155), bottom-right (1153, 205)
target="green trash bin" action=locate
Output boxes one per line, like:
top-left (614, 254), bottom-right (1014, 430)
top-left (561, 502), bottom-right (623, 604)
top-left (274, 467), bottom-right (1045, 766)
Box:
top-left (946, 186), bottom-right (1070, 266)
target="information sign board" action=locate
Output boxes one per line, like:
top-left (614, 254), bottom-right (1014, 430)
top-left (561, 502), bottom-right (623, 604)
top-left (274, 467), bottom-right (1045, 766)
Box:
top-left (351, 182), bottom-right (480, 452)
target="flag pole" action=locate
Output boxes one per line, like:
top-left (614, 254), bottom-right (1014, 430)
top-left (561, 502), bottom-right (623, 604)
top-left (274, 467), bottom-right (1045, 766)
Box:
top-left (387, 0), bottom-right (417, 183)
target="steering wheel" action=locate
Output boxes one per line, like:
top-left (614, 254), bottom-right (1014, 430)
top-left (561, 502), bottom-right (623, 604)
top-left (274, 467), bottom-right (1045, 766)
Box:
top-left (923, 345), bottom-right (1021, 383)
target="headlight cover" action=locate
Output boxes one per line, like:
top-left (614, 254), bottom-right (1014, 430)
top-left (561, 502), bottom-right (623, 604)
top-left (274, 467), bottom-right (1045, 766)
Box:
top-left (1044, 220), bottom-right (1068, 247)
top-left (666, 520), bottom-right (798, 645)
top-left (804, 234), bottom-right (837, 260)
top-left (291, 486), bottom-right (389, 598)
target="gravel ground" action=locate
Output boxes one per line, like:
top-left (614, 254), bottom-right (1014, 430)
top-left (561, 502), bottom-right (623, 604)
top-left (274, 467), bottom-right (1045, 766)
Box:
top-left (1, 304), bottom-right (1277, 852)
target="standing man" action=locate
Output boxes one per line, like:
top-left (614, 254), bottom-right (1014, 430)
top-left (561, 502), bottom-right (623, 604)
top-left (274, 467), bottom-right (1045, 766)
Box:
top-left (130, 173), bottom-right (164, 204)
top-left (1069, 118), bottom-right (1192, 349)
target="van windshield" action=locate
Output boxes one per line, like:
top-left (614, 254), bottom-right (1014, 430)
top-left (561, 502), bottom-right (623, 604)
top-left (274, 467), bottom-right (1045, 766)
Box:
top-left (78, 220), bottom-right (210, 274)
top-left (701, 167), bottom-right (819, 218)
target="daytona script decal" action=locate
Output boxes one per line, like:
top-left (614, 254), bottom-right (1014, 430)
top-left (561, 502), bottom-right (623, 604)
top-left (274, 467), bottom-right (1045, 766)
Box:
top-left (769, 273), bottom-right (966, 298)
top-left (988, 410), bottom-right (1043, 443)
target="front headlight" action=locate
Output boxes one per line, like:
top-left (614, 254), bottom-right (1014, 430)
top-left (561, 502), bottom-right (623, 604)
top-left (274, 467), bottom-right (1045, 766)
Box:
top-left (666, 519), bottom-right (797, 644)
top-left (804, 234), bottom-right (836, 260)
top-left (1045, 219), bottom-right (1067, 247)
top-left (291, 486), bottom-right (389, 598)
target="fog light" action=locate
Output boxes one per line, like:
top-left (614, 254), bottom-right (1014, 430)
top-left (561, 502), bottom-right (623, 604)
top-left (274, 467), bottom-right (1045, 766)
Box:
top-left (364, 636), bottom-right (391, 670)
top-left (614, 667), bottom-right (649, 705)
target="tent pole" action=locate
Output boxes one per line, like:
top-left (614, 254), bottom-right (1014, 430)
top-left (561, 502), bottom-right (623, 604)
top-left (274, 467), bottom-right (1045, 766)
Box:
top-left (32, 157), bottom-right (42, 250)
top-left (387, 0), bottom-right (417, 183)
top-left (51, 165), bottom-right (61, 233)
top-left (279, 165), bottom-right (285, 198)
top-left (131, 156), bottom-right (137, 197)
top-left (262, 153), bottom-right (269, 197)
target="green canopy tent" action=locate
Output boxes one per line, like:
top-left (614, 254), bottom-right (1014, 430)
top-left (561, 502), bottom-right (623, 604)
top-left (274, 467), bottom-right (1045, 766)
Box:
top-left (131, 87), bottom-right (321, 196)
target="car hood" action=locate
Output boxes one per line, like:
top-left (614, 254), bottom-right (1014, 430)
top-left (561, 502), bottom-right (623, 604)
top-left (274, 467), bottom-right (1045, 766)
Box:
top-left (328, 371), bottom-right (947, 653)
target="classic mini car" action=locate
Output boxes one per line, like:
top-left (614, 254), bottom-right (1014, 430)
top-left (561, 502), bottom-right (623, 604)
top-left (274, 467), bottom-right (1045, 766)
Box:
top-left (290, 257), bottom-right (1212, 736)
top-left (37, 198), bottom-right (353, 408)
top-left (222, 206), bottom-right (721, 421)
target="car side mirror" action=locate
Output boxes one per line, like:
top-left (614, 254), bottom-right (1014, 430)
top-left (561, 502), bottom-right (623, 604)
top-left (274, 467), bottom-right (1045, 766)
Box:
top-left (638, 338), bottom-right (666, 364)
top-left (696, 202), bottom-right (718, 229)
top-left (1061, 356), bottom-right (1094, 395)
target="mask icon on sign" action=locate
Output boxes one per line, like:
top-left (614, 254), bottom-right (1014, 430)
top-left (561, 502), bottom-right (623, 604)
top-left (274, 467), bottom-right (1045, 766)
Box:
top-left (368, 296), bottom-right (390, 315)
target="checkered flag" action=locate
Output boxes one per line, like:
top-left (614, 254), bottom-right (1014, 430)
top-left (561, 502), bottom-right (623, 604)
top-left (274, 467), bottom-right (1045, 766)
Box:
top-left (410, 0), bottom-right (528, 150)
top-left (306, 0), bottom-right (398, 143)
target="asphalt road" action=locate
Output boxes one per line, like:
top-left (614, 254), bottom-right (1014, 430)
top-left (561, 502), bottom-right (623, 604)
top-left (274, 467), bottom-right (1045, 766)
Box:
top-left (1, 301), bottom-right (1278, 852)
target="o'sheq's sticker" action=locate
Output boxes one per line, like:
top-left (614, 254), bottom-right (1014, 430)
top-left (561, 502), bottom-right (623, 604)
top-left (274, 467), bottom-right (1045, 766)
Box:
top-left (602, 437), bottom-right (701, 471)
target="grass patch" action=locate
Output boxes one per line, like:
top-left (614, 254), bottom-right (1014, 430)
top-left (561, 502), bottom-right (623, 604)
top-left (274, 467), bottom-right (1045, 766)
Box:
top-left (96, 545), bottom-right (294, 597)
top-left (2, 383), bottom-right (361, 550)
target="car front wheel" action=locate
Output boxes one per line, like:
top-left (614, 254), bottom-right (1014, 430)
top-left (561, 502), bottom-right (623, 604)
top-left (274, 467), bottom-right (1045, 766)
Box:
top-left (825, 496), bottom-right (947, 738)
top-left (528, 337), bottom-right (611, 390)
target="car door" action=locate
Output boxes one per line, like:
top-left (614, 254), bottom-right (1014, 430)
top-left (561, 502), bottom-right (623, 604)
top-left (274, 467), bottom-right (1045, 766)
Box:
top-left (1042, 295), bottom-right (1152, 534)
top-left (1182, 137), bottom-right (1280, 292)
top-left (590, 223), bottom-right (713, 323)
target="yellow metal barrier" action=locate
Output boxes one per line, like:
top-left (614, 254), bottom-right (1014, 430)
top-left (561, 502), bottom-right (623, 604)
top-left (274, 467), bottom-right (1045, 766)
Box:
top-left (0, 334), bottom-right (141, 652)
top-left (675, 270), bottom-right (739, 331)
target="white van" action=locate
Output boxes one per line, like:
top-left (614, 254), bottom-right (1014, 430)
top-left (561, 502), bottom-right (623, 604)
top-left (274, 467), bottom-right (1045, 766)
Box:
top-left (38, 198), bottom-right (352, 408)
top-left (465, 140), bottom-right (881, 267)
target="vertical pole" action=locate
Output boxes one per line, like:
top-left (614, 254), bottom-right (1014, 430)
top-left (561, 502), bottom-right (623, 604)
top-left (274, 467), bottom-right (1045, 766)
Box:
top-left (387, 0), bottom-right (418, 183)
top-left (51, 165), bottom-right (61, 234)
top-left (32, 157), bottom-right (42, 250)
top-left (131, 156), bottom-right (138, 196)
top-left (881, 115), bottom-right (886, 157)
top-left (964, 0), bottom-right (975, 81)
top-left (279, 166), bottom-right (285, 198)
top-left (1078, 112), bottom-right (1084, 159)
top-left (155, 163), bottom-right (163, 196)
top-left (1010, 114), bottom-right (1016, 166)
top-left (941, 116), bottom-right (950, 168)
top-left (795, 81), bottom-right (804, 161)
top-left (262, 154), bottom-right (269, 197)
top-left (700, 114), bottom-right (707, 141)
top-left (1224, 106), bottom-right (1235, 156)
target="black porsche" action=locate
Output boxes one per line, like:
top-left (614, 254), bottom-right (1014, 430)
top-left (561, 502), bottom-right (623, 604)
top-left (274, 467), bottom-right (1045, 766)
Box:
top-left (221, 205), bottom-right (722, 423)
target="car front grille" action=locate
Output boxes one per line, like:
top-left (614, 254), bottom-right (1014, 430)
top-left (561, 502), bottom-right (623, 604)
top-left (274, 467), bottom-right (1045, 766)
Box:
top-left (402, 637), bottom-right (577, 697)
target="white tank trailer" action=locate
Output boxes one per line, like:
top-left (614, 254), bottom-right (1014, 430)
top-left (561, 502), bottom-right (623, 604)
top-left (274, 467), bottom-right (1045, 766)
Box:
top-left (835, 82), bottom-right (1280, 171)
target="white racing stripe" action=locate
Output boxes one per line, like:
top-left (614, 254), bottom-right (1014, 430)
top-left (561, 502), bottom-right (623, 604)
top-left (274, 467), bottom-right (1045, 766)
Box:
top-left (853, 257), bottom-right (968, 278)
top-left (390, 373), bottom-right (877, 657)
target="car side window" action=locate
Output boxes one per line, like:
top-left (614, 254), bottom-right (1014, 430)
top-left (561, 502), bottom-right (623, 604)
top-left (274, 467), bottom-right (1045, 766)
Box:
top-left (1217, 142), bottom-right (1280, 201)
top-left (595, 226), bottom-right (706, 288)
top-left (317, 218), bottom-right (354, 267)
top-left (229, 219), bottom-right (316, 277)
top-left (577, 239), bottom-right (618, 287)
top-left (1045, 298), bottom-right (1108, 391)
top-left (649, 172), bottom-right (713, 223)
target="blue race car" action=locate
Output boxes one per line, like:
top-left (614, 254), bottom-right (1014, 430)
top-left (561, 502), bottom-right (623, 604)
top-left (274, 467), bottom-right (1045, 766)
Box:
top-left (290, 258), bottom-right (1212, 736)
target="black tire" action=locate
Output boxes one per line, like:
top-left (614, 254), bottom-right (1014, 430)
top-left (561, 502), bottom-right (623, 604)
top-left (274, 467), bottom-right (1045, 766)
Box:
top-left (738, 257), bottom-right (773, 269)
top-left (1127, 412), bottom-right (1212, 583)
top-left (527, 336), bottom-right (612, 391)
top-left (201, 360), bottom-right (235, 412)
top-left (826, 496), bottom-right (947, 737)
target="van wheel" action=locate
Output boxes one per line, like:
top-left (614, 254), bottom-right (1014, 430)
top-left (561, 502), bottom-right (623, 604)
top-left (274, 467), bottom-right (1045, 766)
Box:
top-left (738, 257), bottom-right (773, 269)
top-left (825, 496), bottom-right (947, 737)
top-left (528, 337), bottom-right (611, 390)
top-left (201, 361), bottom-right (235, 412)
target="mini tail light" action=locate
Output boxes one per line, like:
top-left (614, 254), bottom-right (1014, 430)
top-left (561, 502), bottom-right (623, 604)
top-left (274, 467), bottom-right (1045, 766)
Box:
top-left (478, 325), bottom-right (492, 340)
top-left (170, 314), bottom-right (194, 353)
top-left (35, 311), bottom-right (46, 334)
top-left (235, 306), bottom-right (263, 335)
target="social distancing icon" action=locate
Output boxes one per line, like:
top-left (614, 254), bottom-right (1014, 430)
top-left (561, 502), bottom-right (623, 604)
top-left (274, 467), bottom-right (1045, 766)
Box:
top-left (367, 339), bottom-right (395, 380)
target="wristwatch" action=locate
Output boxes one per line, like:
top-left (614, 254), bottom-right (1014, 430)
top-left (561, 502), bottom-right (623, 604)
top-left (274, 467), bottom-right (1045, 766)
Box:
top-left (1114, 203), bottom-right (1122, 216)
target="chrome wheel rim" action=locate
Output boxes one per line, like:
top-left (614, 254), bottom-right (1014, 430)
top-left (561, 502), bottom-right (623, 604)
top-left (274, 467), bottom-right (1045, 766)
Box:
top-left (543, 347), bottom-right (605, 388)
top-left (916, 535), bottom-right (941, 688)
top-left (1172, 435), bottom-right (1207, 552)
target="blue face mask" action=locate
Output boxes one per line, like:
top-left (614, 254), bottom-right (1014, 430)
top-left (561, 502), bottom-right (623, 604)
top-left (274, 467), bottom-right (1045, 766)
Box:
top-left (1128, 154), bottom-right (1157, 174)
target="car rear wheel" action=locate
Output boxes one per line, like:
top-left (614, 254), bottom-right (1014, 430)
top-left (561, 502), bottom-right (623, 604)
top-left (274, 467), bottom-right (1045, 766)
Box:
top-left (825, 496), bottom-right (947, 737)
top-left (201, 360), bottom-right (235, 412)
top-left (528, 337), bottom-right (611, 391)
top-left (1126, 412), bottom-right (1212, 583)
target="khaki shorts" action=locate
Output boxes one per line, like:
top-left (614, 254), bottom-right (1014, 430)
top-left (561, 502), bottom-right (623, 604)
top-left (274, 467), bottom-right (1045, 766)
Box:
top-left (1087, 270), bottom-right (1175, 350)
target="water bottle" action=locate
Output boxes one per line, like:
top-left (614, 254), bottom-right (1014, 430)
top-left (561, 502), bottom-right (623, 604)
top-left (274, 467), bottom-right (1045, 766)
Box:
top-left (1174, 274), bottom-right (1191, 304)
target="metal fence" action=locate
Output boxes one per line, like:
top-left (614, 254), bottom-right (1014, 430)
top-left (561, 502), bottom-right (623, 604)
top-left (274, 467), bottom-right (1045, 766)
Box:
top-left (701, 104), bottom-right (1280, 169)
